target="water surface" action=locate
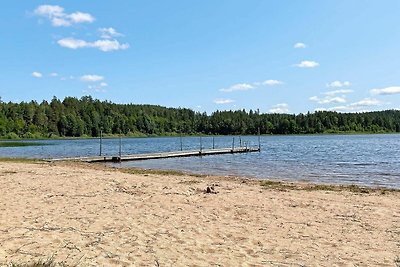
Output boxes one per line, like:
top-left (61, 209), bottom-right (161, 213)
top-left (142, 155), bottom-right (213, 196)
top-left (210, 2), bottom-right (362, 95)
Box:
top-left (0, 134), bottom-right (399, 188)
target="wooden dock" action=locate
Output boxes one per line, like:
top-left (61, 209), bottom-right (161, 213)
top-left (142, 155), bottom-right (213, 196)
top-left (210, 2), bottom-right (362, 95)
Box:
top-left (50, 147), bottom-right (260, 163)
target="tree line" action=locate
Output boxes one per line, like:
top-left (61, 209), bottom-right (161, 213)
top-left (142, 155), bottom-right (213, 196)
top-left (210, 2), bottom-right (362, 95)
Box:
top-left (0, 96), bottom-right (399, 139)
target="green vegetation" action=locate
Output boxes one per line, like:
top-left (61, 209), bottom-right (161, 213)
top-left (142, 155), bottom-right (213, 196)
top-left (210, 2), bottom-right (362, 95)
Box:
top-left (0, 157), bottom-right (40, 163)
top-left (8, 257), bottom-right (62, 267)
top-left (260, 180), bottom-right (399, 193)
top-left (0, 141), bottom-right (48, 147)
top-left (0, 96), bottom-right (399, 139)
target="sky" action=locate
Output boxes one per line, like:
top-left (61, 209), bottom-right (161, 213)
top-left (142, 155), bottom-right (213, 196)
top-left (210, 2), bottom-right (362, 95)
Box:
top-left (1, 1), bottom-right (400, 114)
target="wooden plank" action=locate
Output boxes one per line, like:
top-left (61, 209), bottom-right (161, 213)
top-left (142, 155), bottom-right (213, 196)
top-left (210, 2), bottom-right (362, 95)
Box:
top-left (49, 147), bottom-right (260, 163)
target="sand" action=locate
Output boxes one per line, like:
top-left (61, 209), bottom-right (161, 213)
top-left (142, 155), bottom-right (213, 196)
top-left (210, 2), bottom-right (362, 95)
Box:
top-left (0, 161), bottom-right (399, 266)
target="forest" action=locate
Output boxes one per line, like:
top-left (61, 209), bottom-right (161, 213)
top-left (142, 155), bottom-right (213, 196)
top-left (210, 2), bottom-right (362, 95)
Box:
top-left (0, 96), bottom-right (399, 139)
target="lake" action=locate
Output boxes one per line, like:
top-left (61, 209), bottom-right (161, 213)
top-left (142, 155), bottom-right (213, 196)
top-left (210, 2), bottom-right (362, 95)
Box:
top-left (0, 134), bottom-right (399, 189)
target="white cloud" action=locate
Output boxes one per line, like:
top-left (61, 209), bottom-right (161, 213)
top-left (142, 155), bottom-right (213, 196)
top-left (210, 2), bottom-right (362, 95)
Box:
top-left (57, 38), bottom-right (88, 49)
top-left (87, 84), bottom-right (107, 93)
top-left (262, 80), bottom-right (283, 86)
top-left (31, 71), bottom-right (42, 78)
top-left (294, 60), bottom-right (319, 68)
top-left (49, 72), bottom-right (58, 77)
top-left (326, 81), bottom-right (351, 88)
top-left (34, 5), bottom-right (64, 18)
top-left (294, 42), bottom-right (306, 48)
top-left (214, 98), bottom-right (235, 104)
top-left (68, 12), bottom-right (95, 24)
top-left (221, 79), bottom-right (283, 92)
top-left (324, 89), bottom-right (353, 96)
top-left (57, 37), bottom-right (129, 52)
top-left (51, 17), bottom-right (71, 27)
top-left (80, 75), bottom-right (104, 82)
top-left (370, 86), bottom-right (400, 95)
top-left (100, 82), bottom-right (108, 87)
top-left (350, 98), bottom-right (382, 107)
top-left (99, 27), bottom-right (123, 39)
top-left (310, 89), bottom-right (353, 105)
top-left (91, 39), bottom-right (129, 52)
top-left (269, 103), bottom-right (289, 114)
top-left (324, 98), bottom-right (384, 113)
top-left (310, 95), bottom-right (347, 104)
top-left (34, 5), bottom-right (94, 27)
top-left (219, 83), bottom-right (254, 92)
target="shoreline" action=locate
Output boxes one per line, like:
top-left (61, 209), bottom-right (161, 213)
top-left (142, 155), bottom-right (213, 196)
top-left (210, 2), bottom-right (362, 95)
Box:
top-left (1, 131), bottom-right (400, 142)
top-left (0, 160), bottom-right (399, 266)
top-left (117, 164), bottom-right (400, 193)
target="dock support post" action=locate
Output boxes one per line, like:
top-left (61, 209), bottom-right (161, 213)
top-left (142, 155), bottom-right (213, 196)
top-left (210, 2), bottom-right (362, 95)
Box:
top-left (180, 135), bottom-right (183, 151)
top-left (200, 136), bottom-right (203, 154)
top-left (119, 131), bottom-right (122, 158)
top-left (212, 136), bottom-right (215, 149)
top-left (99, 129), bottom-right (102, 156)
top-left (258, 127), bottom-right (261, 151)
top-left (232, 137), bottom-right (235, 151)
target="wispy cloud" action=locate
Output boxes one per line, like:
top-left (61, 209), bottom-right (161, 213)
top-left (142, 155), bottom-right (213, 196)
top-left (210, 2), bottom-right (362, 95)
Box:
top-left (311, 88), bottom-right (353, 104)
top-left (214, 98), bottom-right (235, 104)
top-left (269, 103), bottom-right (289, 113)
top-left (324, 89), bottom-right (353, 96)
top-left (34, 5), bottom-right (127, 52)
top-left (58, 37), bottom-right (129, 52)
top-left (86, 82), bottom-right (108, 93)
top-left (370, 86), bottom-right (400, 95)
top-left (80, 74), bottom-right (104, 82)
top-left (220, 79), bottom-right (283, 93)
top-left (34, 5), bottom-right (95, 27)
top-left (261, 80), bottom-right (283, 86)
top-left (319, 98), bottom-right (384, 113)
top-left (310, 95), bottom-right (347, 104)
top-left (31, 71), bottom-right (42, 78)
top-left (99, 27), bottom-right (123, 39)
top-left (49, 72), bottom-right (58, 77)
top-left (326, 81), bottom-right (351, 88)
top-left (294, 42), bottom-right (306, 48)
top-left (350, 98), bottom-right (382, 107)
top-left (219, 83), bottom-right (254, 92)
top-left (294, 60), bottom-right (319, 68)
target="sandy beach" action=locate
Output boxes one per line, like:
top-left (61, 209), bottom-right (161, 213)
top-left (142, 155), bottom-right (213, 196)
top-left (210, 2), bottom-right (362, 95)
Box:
top-left (0, 161), bottom-right (399, 266)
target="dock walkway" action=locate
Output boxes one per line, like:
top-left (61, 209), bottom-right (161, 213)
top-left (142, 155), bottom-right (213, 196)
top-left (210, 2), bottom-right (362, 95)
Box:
top-left (50, 147), bottom-right (260, 163)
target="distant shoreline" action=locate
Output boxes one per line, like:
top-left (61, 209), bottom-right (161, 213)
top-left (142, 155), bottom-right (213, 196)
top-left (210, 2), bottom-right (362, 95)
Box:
top-left (1, 131), bottom-right (399, 142)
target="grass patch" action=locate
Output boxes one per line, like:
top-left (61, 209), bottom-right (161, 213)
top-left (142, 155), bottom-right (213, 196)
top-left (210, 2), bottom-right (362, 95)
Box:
top-left (260, 180), bottom-right (399, 193)
top-left (120, 167), bottom-right (205, 177)
top-left (259, 180), bottom-right (297, 190)
top-left (0, 157), bottom-right (41, 163)
top-left (8, 257), bottom-right (65, 267)
top-left (0, 142), bottom-right (48, 147)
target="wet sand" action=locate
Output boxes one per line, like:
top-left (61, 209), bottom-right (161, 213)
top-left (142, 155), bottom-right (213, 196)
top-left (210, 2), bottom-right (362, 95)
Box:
top-left (0, 161), bottom-right (399, 266)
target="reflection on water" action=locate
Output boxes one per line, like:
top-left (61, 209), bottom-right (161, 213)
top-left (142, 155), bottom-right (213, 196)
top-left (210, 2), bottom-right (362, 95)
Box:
top-left (0, 134), bottom-right (399, 188)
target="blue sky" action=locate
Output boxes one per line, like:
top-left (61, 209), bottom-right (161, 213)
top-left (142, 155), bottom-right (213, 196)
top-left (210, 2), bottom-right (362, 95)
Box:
top-left (1, 1), bottom-right (400, 114)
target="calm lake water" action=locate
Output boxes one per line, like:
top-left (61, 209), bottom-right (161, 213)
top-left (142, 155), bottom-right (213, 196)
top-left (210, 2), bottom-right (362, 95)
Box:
top-left (1, 134), bottom-right (399, 189)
